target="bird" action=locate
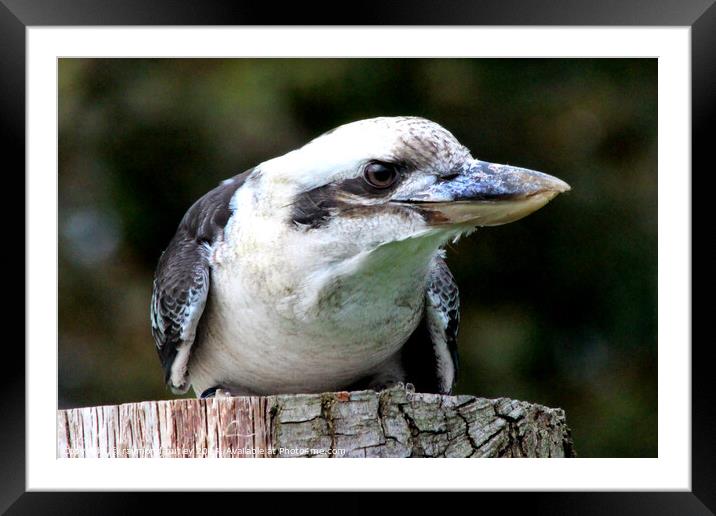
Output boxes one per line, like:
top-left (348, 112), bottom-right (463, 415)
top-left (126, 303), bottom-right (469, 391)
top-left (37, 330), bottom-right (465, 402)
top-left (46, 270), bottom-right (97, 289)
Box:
top-left (150, 116), bottom-right (570, 399)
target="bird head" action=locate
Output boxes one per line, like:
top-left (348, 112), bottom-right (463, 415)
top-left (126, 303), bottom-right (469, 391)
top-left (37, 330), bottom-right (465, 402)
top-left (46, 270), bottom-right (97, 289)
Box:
top-left (252, 116), bottom-right (570, 260)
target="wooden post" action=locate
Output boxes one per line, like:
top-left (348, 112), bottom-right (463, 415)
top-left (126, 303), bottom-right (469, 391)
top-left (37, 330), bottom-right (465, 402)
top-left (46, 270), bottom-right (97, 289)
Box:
top-left (57, 387), bottom-right (575, 458)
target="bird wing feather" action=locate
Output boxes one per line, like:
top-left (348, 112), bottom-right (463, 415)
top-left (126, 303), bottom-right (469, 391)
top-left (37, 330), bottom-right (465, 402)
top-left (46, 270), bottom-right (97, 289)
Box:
top-left (150, 170), bottom-right (252, 393)
top-left (401, 255), bottom-right (460, 394)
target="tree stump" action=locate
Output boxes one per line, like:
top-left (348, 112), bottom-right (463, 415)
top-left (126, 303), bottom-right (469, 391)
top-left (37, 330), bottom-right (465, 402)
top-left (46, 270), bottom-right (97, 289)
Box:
top-left (57, 387), bottom-right (575, 458)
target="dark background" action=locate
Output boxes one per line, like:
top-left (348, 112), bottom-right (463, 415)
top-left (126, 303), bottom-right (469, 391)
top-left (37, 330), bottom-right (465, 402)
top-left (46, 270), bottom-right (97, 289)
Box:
top-left (58, 58), bottom-right (657, 457)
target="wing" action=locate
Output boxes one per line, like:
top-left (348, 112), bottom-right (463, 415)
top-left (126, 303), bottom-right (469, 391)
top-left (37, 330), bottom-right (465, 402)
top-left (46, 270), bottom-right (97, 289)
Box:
top-left (151, 238), bottom-right (211, 393)
top-left (401, 255), bottom-right (460, 394)
top-left (150, 170), bottom-right (252, 393)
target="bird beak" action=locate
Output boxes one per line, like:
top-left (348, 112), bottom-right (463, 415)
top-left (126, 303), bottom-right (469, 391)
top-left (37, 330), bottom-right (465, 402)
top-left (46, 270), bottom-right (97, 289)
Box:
top-left (396, 159), bottom-right (571, 227)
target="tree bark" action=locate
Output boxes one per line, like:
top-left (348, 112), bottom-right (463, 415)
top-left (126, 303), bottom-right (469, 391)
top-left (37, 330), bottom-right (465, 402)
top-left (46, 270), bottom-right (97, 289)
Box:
top-left (57, 387), bottom-right (575, 458)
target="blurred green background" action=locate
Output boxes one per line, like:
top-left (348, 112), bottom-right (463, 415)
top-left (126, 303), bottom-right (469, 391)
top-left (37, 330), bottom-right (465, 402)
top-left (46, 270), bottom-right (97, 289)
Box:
top-left (58, 58), bottom-right (657, 457)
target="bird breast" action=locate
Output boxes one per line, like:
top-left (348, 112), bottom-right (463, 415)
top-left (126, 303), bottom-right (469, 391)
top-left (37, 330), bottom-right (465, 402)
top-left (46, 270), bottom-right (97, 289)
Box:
top-left (188, 227), bottom-right (441, 395)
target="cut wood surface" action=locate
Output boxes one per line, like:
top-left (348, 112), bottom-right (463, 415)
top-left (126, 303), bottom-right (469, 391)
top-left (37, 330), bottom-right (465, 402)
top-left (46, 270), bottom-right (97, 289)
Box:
top-left (57, 387), bottom-right (575, 458)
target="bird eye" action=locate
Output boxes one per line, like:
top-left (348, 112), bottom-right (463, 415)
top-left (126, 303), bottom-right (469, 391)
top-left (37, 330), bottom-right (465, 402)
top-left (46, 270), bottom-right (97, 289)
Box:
top-left (363, 162), bottom-right (399, 189)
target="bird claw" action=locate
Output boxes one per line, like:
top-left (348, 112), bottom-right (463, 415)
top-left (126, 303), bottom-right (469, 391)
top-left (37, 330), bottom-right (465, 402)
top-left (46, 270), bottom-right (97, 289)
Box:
top-left (200, 386), bottom-right (235, 399)
top-left (214, 388), bottom-right (234, 398)
top-left (367, 381), bottom-right (416, 395)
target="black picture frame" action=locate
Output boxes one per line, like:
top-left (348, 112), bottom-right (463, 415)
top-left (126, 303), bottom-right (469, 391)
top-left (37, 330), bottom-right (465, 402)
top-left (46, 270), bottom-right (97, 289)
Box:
top-left (5, 0), bottom-right (709, 512)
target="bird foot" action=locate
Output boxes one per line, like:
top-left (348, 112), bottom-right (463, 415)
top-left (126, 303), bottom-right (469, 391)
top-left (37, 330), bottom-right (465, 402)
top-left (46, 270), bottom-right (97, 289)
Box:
top-left (200, 386), bottom-right (236, 399)
top-left (367, 380), bottom-right (415, 394)
top-left (200, 384), bottom-right (259, 398)
top-left (214, 388), bottom-right (235, 398)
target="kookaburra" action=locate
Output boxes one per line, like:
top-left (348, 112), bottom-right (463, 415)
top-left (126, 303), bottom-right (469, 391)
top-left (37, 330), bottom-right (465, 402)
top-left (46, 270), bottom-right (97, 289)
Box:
top-left (151, 116), bottom-right (569, 398)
